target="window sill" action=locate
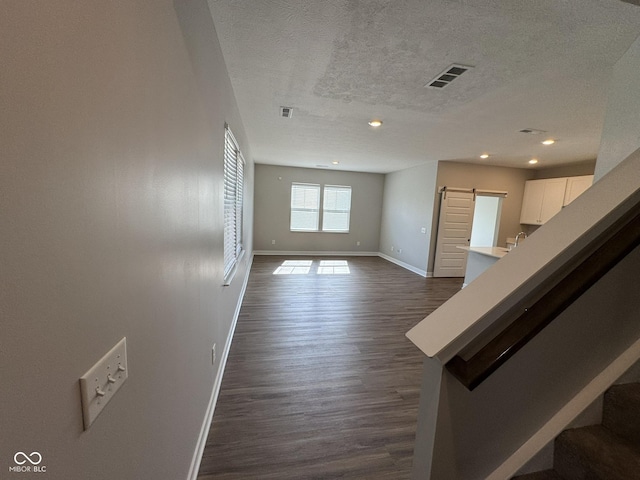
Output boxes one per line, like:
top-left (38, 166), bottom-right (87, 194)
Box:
top-left (290, 230), bottom-right (350, 234)
top-left (223, 249), bottom-right (245, 286)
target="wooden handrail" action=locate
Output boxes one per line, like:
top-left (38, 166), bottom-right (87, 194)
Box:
top-left (446, 202), bottom-right (640, 391)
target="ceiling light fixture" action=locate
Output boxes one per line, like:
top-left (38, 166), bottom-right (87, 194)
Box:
top-left (542, 139), bottom-right (555, 145)
top-left (332, 161), bottom-right (339, 165)
top-left (368, 120), bottom-right (383, 127)
top-left (480, 154), bottom-right (489, 159)
top-left (529, 159), bottom-right (539, 165)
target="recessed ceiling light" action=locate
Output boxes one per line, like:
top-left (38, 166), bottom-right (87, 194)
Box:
top-left (332, 161), bottom-right (339, 165)
top-left (542, 139), bottom-right (555, 145)
top-left (368, 120), bottom-right (383, 127)
top-left (529, 159), bottom-right (539, 165)
top-left (480, 154), bottom-right (489, 159)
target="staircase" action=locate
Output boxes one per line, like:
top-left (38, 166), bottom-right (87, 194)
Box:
top-left (514, 383), bottom-right (640, 480)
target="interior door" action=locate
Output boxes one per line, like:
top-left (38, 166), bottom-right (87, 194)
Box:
top-left (433, 190), bottom-right (475, 277)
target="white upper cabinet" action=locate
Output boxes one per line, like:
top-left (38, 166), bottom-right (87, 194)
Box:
top-left (519, 180), bottom-right (546, 225)
top-left (520, 177), bottom-right (568, 225)
top-left (563, 175), bottom-right (594, 206)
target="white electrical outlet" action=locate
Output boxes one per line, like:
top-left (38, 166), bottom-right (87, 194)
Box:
top-left (421, 227), bottom-right (427, 234)
top-left (271, 240), bottom-right (276, 245)
top-left (79, 337), bottom-right (128, 430)
top-left (212, 344), bottom-right (217, 365)
top-left (356, 241), bottom-right (361, 246)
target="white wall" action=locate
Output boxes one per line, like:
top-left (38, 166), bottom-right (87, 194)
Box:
top-left (379, 162), bottom-right (439, 275)
top-left (254, 164), bottom-right (384, 253)
top-left (0, 1), bottom-right (253, 478)
top-left (596, 35), bottom-right (640, 180)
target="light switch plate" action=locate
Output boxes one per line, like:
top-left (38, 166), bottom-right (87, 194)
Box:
top-left (79, 337), bottom-right (128, 430)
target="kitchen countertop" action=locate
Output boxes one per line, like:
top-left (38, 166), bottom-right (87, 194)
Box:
top-left (457, 246), bottom-right (510, 259)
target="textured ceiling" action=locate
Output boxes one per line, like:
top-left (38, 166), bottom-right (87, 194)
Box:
top-left (208, 0), bottom-right (640, 173)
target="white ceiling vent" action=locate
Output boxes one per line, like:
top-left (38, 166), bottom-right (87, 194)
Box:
top-left (280, 106), bottom-right (293, 118)
top-left (519, 128), bottom-right (547, 135)
top-left (425, 64), bottom-right (474, 89)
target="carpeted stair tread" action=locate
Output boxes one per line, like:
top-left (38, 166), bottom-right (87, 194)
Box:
top-left (554, 424), bottom-right (640, 480)
top-left (603, 382), bottom-right (640, 445)
top-left (511, 469), bottom-right (563, 479)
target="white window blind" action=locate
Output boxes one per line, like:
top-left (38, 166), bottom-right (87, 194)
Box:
top-left (290, 183), bottom-right (352, 233)
top-left (290, 183), bottom-right (320, 231)
top-left (223, 125), bottom-right (244, 282)
top-left (322, 185), bottom-right (351, 232)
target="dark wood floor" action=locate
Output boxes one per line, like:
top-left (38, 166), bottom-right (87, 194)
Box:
top-left (198, 256), bottom-right (462, 480)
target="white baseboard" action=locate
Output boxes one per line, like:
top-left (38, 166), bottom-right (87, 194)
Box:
top-left (253, 250), bottom-right (379, 257)
top-left (378, 253), bottom-right (428, 277)
top-left (187, 254), bottom-right (254, 480)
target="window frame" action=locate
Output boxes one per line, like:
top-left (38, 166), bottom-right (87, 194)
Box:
top-left (290, 183), bottom-right (321, 232)
top-left (322, 184), bottom-right (352, 233)
top-left (223, 124), bottom-right (245, 285)
top-left (289, 183), bottom-right (352, 233)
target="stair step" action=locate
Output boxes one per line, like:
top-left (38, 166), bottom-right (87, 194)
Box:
top-left (554, 425), bottom-right (640, 480)
top-left (603, 382), bottom-right (640, 445)
top-left (512, 469), bottom-right (563, 480)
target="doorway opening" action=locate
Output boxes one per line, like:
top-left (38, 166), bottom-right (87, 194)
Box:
top-left (470, 195), bottom-right (503, 247)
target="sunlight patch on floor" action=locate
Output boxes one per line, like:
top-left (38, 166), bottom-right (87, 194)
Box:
top-left (273, 260), bottom-right (312, 275)
top-left (317, 260), bottom-right (350, 275)
top-left (273, 259), bottom-right (351, 275)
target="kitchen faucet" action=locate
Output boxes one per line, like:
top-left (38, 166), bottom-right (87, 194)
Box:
top-left (514, 231), bottom-right (528, 247)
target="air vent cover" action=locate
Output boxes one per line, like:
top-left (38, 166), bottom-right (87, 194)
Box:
top-left (519, 128), bottom-right (547, 135)
top-left (280, 106), bottom-right (293, 118)
top-left (425, 64), bottom-right (474, 89)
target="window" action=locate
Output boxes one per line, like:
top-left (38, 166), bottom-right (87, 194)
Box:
top-left (290, 183), bottom-right (352, 233)
top-left (322, 185), bottom-right (351, 232)
top-left (223, 124), bottom-right (244, 283)
top-left (290, 183), bottom-right (320, 231)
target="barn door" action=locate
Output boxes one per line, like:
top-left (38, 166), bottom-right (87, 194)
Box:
top-left (433, 190), bottom-right (475, 277)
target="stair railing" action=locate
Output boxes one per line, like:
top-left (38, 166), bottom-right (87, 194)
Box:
top-left (445, 195), bottom-right (640, 390)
